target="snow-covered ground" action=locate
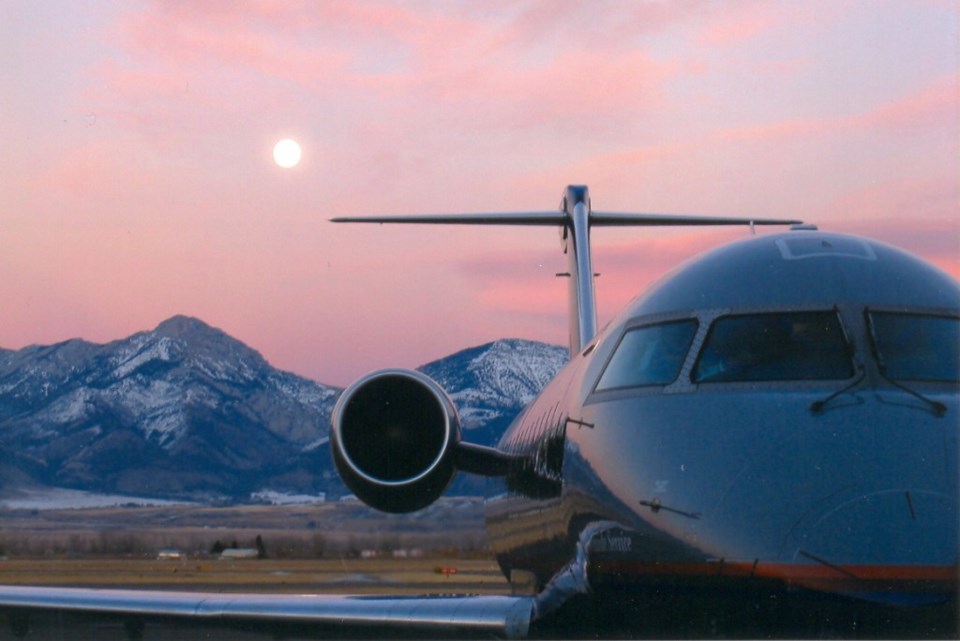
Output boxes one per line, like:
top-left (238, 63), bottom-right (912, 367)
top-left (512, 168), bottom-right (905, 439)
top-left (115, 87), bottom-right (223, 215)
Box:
top-left (0, 487), bottom-right (194, 510)
top-left (250, 490), bottom-right (327, 505)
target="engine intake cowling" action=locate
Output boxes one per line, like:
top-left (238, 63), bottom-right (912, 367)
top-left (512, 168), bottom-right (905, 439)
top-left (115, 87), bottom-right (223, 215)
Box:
top-left (330, 369), bottom-right (461, 513)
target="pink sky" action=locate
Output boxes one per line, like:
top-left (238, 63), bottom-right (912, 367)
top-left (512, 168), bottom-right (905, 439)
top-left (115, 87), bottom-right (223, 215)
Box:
top-left (1, 1), bottom-right (957, 386)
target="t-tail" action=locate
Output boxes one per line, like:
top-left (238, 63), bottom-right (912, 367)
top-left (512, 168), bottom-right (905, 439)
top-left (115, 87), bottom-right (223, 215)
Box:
top-left (332, 185), bottom-right (801, 355)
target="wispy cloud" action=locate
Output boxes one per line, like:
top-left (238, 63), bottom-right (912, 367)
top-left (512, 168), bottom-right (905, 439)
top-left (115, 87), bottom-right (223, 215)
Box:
top-left (2, 1), bottom-right (956, 384)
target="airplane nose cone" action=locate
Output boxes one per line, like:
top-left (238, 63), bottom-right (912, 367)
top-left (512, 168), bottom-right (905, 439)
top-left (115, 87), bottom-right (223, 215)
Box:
top-left (709, 402), bottom-right (957, 606)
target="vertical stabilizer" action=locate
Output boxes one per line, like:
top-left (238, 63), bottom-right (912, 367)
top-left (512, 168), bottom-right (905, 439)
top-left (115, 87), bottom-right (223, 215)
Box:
top-left (559, 185), bottom-right (597, 355)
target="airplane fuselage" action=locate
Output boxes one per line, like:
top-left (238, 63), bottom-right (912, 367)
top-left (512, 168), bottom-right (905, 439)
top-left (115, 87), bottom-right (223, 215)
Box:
top-left (327, 193), bottom-right (957, 635)
top-left (485, 230), bottom-right (958, 618)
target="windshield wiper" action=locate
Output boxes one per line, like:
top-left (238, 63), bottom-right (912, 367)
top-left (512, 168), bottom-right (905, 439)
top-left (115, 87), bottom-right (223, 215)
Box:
top-left (811, 309), bottom-right (864, 414)
top-left (864, 309), bottom-right (947, 417)
top-left (880, 374), bottom-right (948, 416)
top-left (810, 366), bottom-right (865, 414)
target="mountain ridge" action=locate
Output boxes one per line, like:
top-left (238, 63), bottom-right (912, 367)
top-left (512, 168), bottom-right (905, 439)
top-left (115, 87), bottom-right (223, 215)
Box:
top-left (0, 316), bottom-right (567, 504)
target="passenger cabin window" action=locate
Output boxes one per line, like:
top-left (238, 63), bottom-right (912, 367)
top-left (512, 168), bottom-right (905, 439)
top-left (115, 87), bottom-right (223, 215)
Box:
top-left (595, 320), bottom-right (697, 391)
top-left (868, 312), bottom-right (959, 383)
top-left (692, 312), bottom-right (853, 383)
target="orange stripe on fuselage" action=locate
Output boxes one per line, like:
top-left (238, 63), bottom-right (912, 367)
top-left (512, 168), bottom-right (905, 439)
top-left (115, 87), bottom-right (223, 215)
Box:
top-left (589, 559), bottom-right (958, 595)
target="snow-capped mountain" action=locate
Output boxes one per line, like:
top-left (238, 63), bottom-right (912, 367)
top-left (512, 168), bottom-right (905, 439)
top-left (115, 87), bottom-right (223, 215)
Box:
top-left (0, 316), bottom-right (339, 501)
top-left (0, 317), bottom-right (566, 503)
top-left (419, 339), bottom-right (569, 438)
top-left (418, 339), bottom-right (568, 497)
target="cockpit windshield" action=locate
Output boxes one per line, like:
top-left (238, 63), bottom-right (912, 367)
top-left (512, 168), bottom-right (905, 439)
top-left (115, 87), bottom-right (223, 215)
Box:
top-left (595, 320), bottom-right (698, 391)
top-left (692, 311), bottom-right (853, 383)
top-left (867, 312), bottom-right (959, 383)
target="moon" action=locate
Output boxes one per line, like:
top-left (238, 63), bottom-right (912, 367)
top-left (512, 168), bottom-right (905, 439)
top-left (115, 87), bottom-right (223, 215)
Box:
top-left (273, 139), bottom-right (302, 168)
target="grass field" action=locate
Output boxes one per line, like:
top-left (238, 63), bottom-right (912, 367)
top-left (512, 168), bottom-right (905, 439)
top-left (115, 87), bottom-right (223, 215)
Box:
top-left (0, 499), bottom-right (514, 640)
top-left (0, 499), bottom-right (511, 597)
top-left (0, 557), bottom-right (510, 595)
top-left (0, 498), bottom-right (488, 559)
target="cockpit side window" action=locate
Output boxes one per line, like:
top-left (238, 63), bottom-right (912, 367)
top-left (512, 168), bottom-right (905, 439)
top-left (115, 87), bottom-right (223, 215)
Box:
top-left (692, 311), bottom-right (853, 383)
top-left (595, 320), bottom-right (698, 391)
top-left (867, 312), bottom-right (959, 383)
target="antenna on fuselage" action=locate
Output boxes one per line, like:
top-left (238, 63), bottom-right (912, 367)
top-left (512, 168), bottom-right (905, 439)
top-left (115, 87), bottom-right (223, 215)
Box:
top-left (331, 185), bottom-right (801, 356)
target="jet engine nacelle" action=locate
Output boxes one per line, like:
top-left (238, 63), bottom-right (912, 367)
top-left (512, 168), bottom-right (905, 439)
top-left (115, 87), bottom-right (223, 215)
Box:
top-left (330, 369), bottom-right (461, 513)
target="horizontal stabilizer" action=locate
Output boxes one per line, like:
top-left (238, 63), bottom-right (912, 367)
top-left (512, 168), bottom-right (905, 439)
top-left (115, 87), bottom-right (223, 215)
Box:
top-left (331, 212), bottom-right (566, 225)
top-left (332, 211), bottom-right (801, 227)
top-left (590, 211), bottom-right (801, 227)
